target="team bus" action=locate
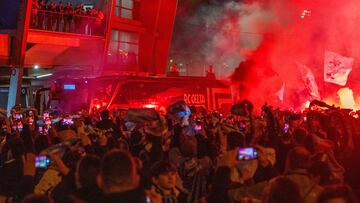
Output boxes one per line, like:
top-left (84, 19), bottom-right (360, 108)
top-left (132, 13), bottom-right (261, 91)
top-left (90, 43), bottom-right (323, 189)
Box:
top-left (37, 75), bottom-right (234, 114)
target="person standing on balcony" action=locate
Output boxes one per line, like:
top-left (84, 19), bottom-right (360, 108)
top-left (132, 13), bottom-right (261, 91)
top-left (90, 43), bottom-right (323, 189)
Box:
top-left (84, 8), bottom-right (91, 34)
top-left (88, 8), bottom-right (97, 35)
top-left (74, 4), bottom-right (85, 34)
top-left (206, 65), bottom-right (216, 79)
top-left (31, 1), bottom-right (39, 28)
top-left (94, 10), bottom-right (104, 35)
top-left (168, 63), bottom-right (180, 77)
top-left (64, 3), bottom-right (74, 32)
top-left (38, 0), bottom-right (46, 29)
top-left (46, 2), bottom-right (56, 31)
top-left (56, 2), bottom-right (64, 31)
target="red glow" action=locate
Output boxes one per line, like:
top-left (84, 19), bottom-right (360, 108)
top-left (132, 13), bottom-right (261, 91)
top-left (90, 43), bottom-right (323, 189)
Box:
top-left (0, 34), bottom-right (9, 57)
top-left (143, 104), bottom-right (157, 109)
top-left (218, 0), bottom-right (360, 111)
top-left (337, 88), bottom-right (357, 110)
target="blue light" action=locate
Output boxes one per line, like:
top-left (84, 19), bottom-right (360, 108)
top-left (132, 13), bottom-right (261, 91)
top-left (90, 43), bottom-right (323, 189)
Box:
top-left (64, 84), bottom-right (76, 90)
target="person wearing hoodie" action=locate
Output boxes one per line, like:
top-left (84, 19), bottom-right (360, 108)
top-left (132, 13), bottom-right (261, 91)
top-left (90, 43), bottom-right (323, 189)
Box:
top-left (282, 147), bottom-right (323, 203)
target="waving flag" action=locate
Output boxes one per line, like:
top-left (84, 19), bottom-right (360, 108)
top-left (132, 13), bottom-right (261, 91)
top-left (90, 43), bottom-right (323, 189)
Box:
top-left (274, 83), bottom-right (285, 102)
top-left (324, 51), bottom-right (354, 86)
top-left (298, 63), bottom-right (321, 100)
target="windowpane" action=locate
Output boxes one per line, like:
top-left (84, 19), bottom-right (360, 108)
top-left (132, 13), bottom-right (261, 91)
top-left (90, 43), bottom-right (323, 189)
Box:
top-left (107, 52), bottom-right (117, 64)
top-left (119, 43), bottom-right (138, 54)
top-left (119, 31), bottom-right (138, 43)
top-left (114, 7), bottom-right (120, 16)
top-left (114, 0), bottom-right (135, 19)
top-left (122, 0), bottom-right (133, 9)
top-left (109, 42), bottom-right (118, 53)
top-left (111, 30), bottom-right (119, 41)
top-left (108, 29), bottom-right (139, 65)
top-left (121, 9), bottom-right (133, 19)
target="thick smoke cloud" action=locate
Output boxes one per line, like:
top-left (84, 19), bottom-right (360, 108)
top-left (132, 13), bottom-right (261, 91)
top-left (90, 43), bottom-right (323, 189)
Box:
top-left (173, 0), bottom-right (360, 110)
top-left (180, 0), bottom-right (274, 77)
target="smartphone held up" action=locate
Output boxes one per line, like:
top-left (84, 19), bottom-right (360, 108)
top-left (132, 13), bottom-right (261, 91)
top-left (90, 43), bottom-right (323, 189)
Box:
top-left (237, 147), bottom-right (258, 160)
top-left (35, 156), bottom-right (51, 168)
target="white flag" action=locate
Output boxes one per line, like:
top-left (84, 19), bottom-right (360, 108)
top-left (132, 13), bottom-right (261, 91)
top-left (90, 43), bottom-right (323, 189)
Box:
top-left (298, 63), bottom-right (321, 100)
top-left (324, 51), bottom-right (354, 86)
top-left (275, 83), bottom-right (285, 102)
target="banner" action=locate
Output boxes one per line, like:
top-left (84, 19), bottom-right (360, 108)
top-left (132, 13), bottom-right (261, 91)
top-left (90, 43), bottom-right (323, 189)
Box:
top-left (274, 83), bottom-right (285, 102)
top-left (298, 63), bottom-right (321, 100)
top-left (324, 51), bottom-right (354, 86)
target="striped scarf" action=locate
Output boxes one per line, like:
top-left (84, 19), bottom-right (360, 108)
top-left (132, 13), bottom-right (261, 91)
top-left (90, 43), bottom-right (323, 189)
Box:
top-left (154, 185), bottom-right (178, 203)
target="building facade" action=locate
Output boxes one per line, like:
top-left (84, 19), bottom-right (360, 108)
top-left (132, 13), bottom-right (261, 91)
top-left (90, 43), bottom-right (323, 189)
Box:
top-left (0, 0), bottom-right (178, 109)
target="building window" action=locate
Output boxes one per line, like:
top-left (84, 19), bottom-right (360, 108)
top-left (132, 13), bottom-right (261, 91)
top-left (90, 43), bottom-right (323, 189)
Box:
top-left (114, 0), bottom-right (134, 19)
top-left (107, 29), bottom-right (139, 65)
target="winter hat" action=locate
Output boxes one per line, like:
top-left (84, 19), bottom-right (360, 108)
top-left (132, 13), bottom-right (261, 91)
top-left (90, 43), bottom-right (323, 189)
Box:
top-left (167, 101), bottom-right (191, 121)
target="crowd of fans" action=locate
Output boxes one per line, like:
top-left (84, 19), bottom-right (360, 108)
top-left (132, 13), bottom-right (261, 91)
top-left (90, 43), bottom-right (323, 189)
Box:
top-left (0, 99), bottom-right (359, 203)
top-left (31, 0), bottom-right (104, 35)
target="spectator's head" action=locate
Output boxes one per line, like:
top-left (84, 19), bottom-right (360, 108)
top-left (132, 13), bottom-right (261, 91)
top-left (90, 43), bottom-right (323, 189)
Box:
top-left (84, 116), bottom-right (92, 126)
top-left (76, 155), bottom-right (101, 188)
top-left (34, 133), bottom-right (50, 154)
top-left (10, 109), bottom-right (16, 117)
top-left (150, 161), bottom-right (177, 191)
top-left (98, 150), bottom-right (139, 194)
top-left (101, 110), bottom-right (110, 120)
top-left (265, 177), bottom-right (302, 203)
top-left (285, 146), bottom-right (310, 171)
top-left (129, 130), bottom-right (144, 147)
top-left (227, 131), bottom-right (244, 150)
top-left (308, 160), bottom-right (331, 186)
top-left (293, 127), bottom-right (314, 153)
top-left (317, 185), bottom-right (358, 203)
top-left (62, 149), bottom-right (82, 171)
top-left (293, 128), bottom-right (308, 146)
top-left (5, 135), bottom-right (25, 160)
top-left (257, 147), bottom-right (276, 167)
top-left (309, 116), bottom-right (323, 132)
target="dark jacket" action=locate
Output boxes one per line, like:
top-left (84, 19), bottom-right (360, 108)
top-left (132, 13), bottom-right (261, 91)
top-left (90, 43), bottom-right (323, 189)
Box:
top-left (71, 186), bottom-right (104, 203)
top-left (96, 119), bottom-right (120, 138)
top-left (51, 170), bottom-right (77, 202)
top-left (253, 165), bottom-right (279, 183)
top-left (96, 119), bottom-right (117, 131)
top-left (103, 188), bottom-right (146, 203)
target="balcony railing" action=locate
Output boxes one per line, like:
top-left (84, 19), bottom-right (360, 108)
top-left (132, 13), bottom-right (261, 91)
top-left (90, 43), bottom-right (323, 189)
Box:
top-left (30, 9), bottom-right (105, 36)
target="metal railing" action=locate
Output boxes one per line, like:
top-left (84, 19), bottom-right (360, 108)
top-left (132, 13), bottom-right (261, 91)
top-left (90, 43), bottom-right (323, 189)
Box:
top-left (30, 9), bottom-right (105, 36)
